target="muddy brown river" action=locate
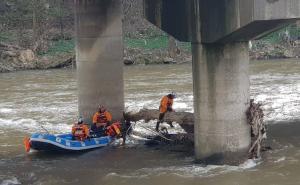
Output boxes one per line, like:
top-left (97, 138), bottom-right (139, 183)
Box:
top-left (0, 59), bottom-right (300, 185)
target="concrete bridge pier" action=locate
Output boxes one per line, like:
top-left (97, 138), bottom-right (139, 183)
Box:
top-left (192, 42), bottom-right (251, 164)
top-left (75, 0), bottom-right (124, 123)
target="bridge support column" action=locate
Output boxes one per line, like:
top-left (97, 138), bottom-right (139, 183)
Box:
top-left (192, 42), bottom-right (251, 164)
top-left (75, 0), bottom-right (124, 123)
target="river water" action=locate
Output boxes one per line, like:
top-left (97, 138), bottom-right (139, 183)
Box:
top-left (0, 59), bottom-right (300, 185)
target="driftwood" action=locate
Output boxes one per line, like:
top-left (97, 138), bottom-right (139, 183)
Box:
top-left (126, 104), bottom-right (267, 156)
top-left (124, 109), bottom-right (194, 133)
top-left (123, 109), bottom-right (194, 145)
top-left (246, 99), bottom-right (266, 158)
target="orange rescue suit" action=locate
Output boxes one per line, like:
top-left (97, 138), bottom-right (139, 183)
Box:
top-left (106, 122), bottom-right (122, 137)
top-left (93, 111), bottom-right (112, 126)
top-left (159, 96), bottom-right (173, 113)
top-left (72, 124), bottom-right (89, 141)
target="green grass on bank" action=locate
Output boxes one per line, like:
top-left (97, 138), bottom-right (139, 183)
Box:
top-left (262, 25), bottom-right (300, 43)
top-left (38, 24), bottom-right (298, 56)
top-left (38, 39), bottom-right (75, 56)
top-left (0, 31), bottom-right (17, 42)
top-left (125, 35), bottom-right (169, 49)
top-left (39, 36), bottom-right (173, 56)
top-left (179, 41), bottom-right (192, 52)
top-left (125, 35), bottom-right (191, 51)
top-left (38, 35), bottom-right (191, 56)
top-left (1, 23), bottom-right (300, 57)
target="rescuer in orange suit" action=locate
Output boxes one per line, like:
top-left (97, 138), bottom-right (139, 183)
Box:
top-left (72, 117), bottom-right (90, 141)
top-left (156, 92), bottom-right (176, 131)
top-left (91, 105), bottom-right (112, 136)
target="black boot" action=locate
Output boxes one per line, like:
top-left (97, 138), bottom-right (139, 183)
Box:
top-left (155, 122), bottom-right (160, 132)
top-left (167, 122), bottom-right (174, 128)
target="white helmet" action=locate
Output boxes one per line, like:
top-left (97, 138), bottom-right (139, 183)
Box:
top-left (78, 117), bottom-right (83, 124)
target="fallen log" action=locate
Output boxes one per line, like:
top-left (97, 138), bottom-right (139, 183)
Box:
top-left (124, 109), bottom-right (194, 133)
top-left (126, 102), bottom-right (267, 159)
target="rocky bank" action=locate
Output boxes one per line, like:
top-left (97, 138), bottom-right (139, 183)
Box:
top-left (0, 42), bottom-right (75, 73)
top-left (0, 42), bottom-right (191, 73)
top-left (2, 40), bottom-right (300, 73)
top-left (250, 40), bottom-right (300, 60)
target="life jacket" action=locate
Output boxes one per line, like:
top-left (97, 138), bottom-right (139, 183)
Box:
top-left (106, 122), bottom-right (121, 137)
top-left (97, 112), bottom-right (108, 123)
top-left (73, 125), bottom-right (87, 141)
top-left (24, 137), bottom-right (31, 152)
top-left (159, 96), bottom-right (173, 113)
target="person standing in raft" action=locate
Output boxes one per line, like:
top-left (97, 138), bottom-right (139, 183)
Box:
top-left (91, 105), bottom-right (112, 136)
top-left (72, 117), bottom-right (90, 141)
top-left (156, 92), bottom-right (176, 131)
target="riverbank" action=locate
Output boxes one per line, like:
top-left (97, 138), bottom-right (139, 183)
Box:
top-left (0, 42), bottom-right (75, 73)
top-left (250, 40), bottom-right (300, 60)
top-left (2, 36), bottom-right (300, 73)
top-left (1, 0), bottom-right (300, 73)
top-left (0, 39), bottom-right (191, 73)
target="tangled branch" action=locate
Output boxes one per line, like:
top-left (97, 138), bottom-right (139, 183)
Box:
top-left (246, 99), bottom-right (267, 158)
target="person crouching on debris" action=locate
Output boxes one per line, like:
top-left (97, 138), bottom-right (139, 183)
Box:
top-left (91, 105), bottom-right (112, 136)
top-left (72, 117), bottom-right (90, 141)
top-left (156, 92), bottom-right (176, 131)
top-left (106, 121), bottom-right (122, 138)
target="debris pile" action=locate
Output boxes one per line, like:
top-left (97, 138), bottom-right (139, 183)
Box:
top-left (246, 99), bottom-right (266, 159)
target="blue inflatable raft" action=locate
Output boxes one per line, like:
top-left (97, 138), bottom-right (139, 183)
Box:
top-left (27, 133), bottom-right (112, 152)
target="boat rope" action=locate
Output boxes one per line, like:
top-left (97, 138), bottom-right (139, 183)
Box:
top-left (40, 125), bottom-right (50, 134)
top-left (125, 121), bottom-right (134, 137)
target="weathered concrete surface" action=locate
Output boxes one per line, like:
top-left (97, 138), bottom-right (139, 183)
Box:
top-left (199, 0), bottom-right (300, 43)
top-left (144, 0), bottom-right (192, 41)
top-left (192, 42), bottom-right (251, 163)
top-left (254, 0), bottom-right (300, 20)
top-left (144, 0), bottom-right (300, 43)
top-left (75, 0), bottom-right (124, 123)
